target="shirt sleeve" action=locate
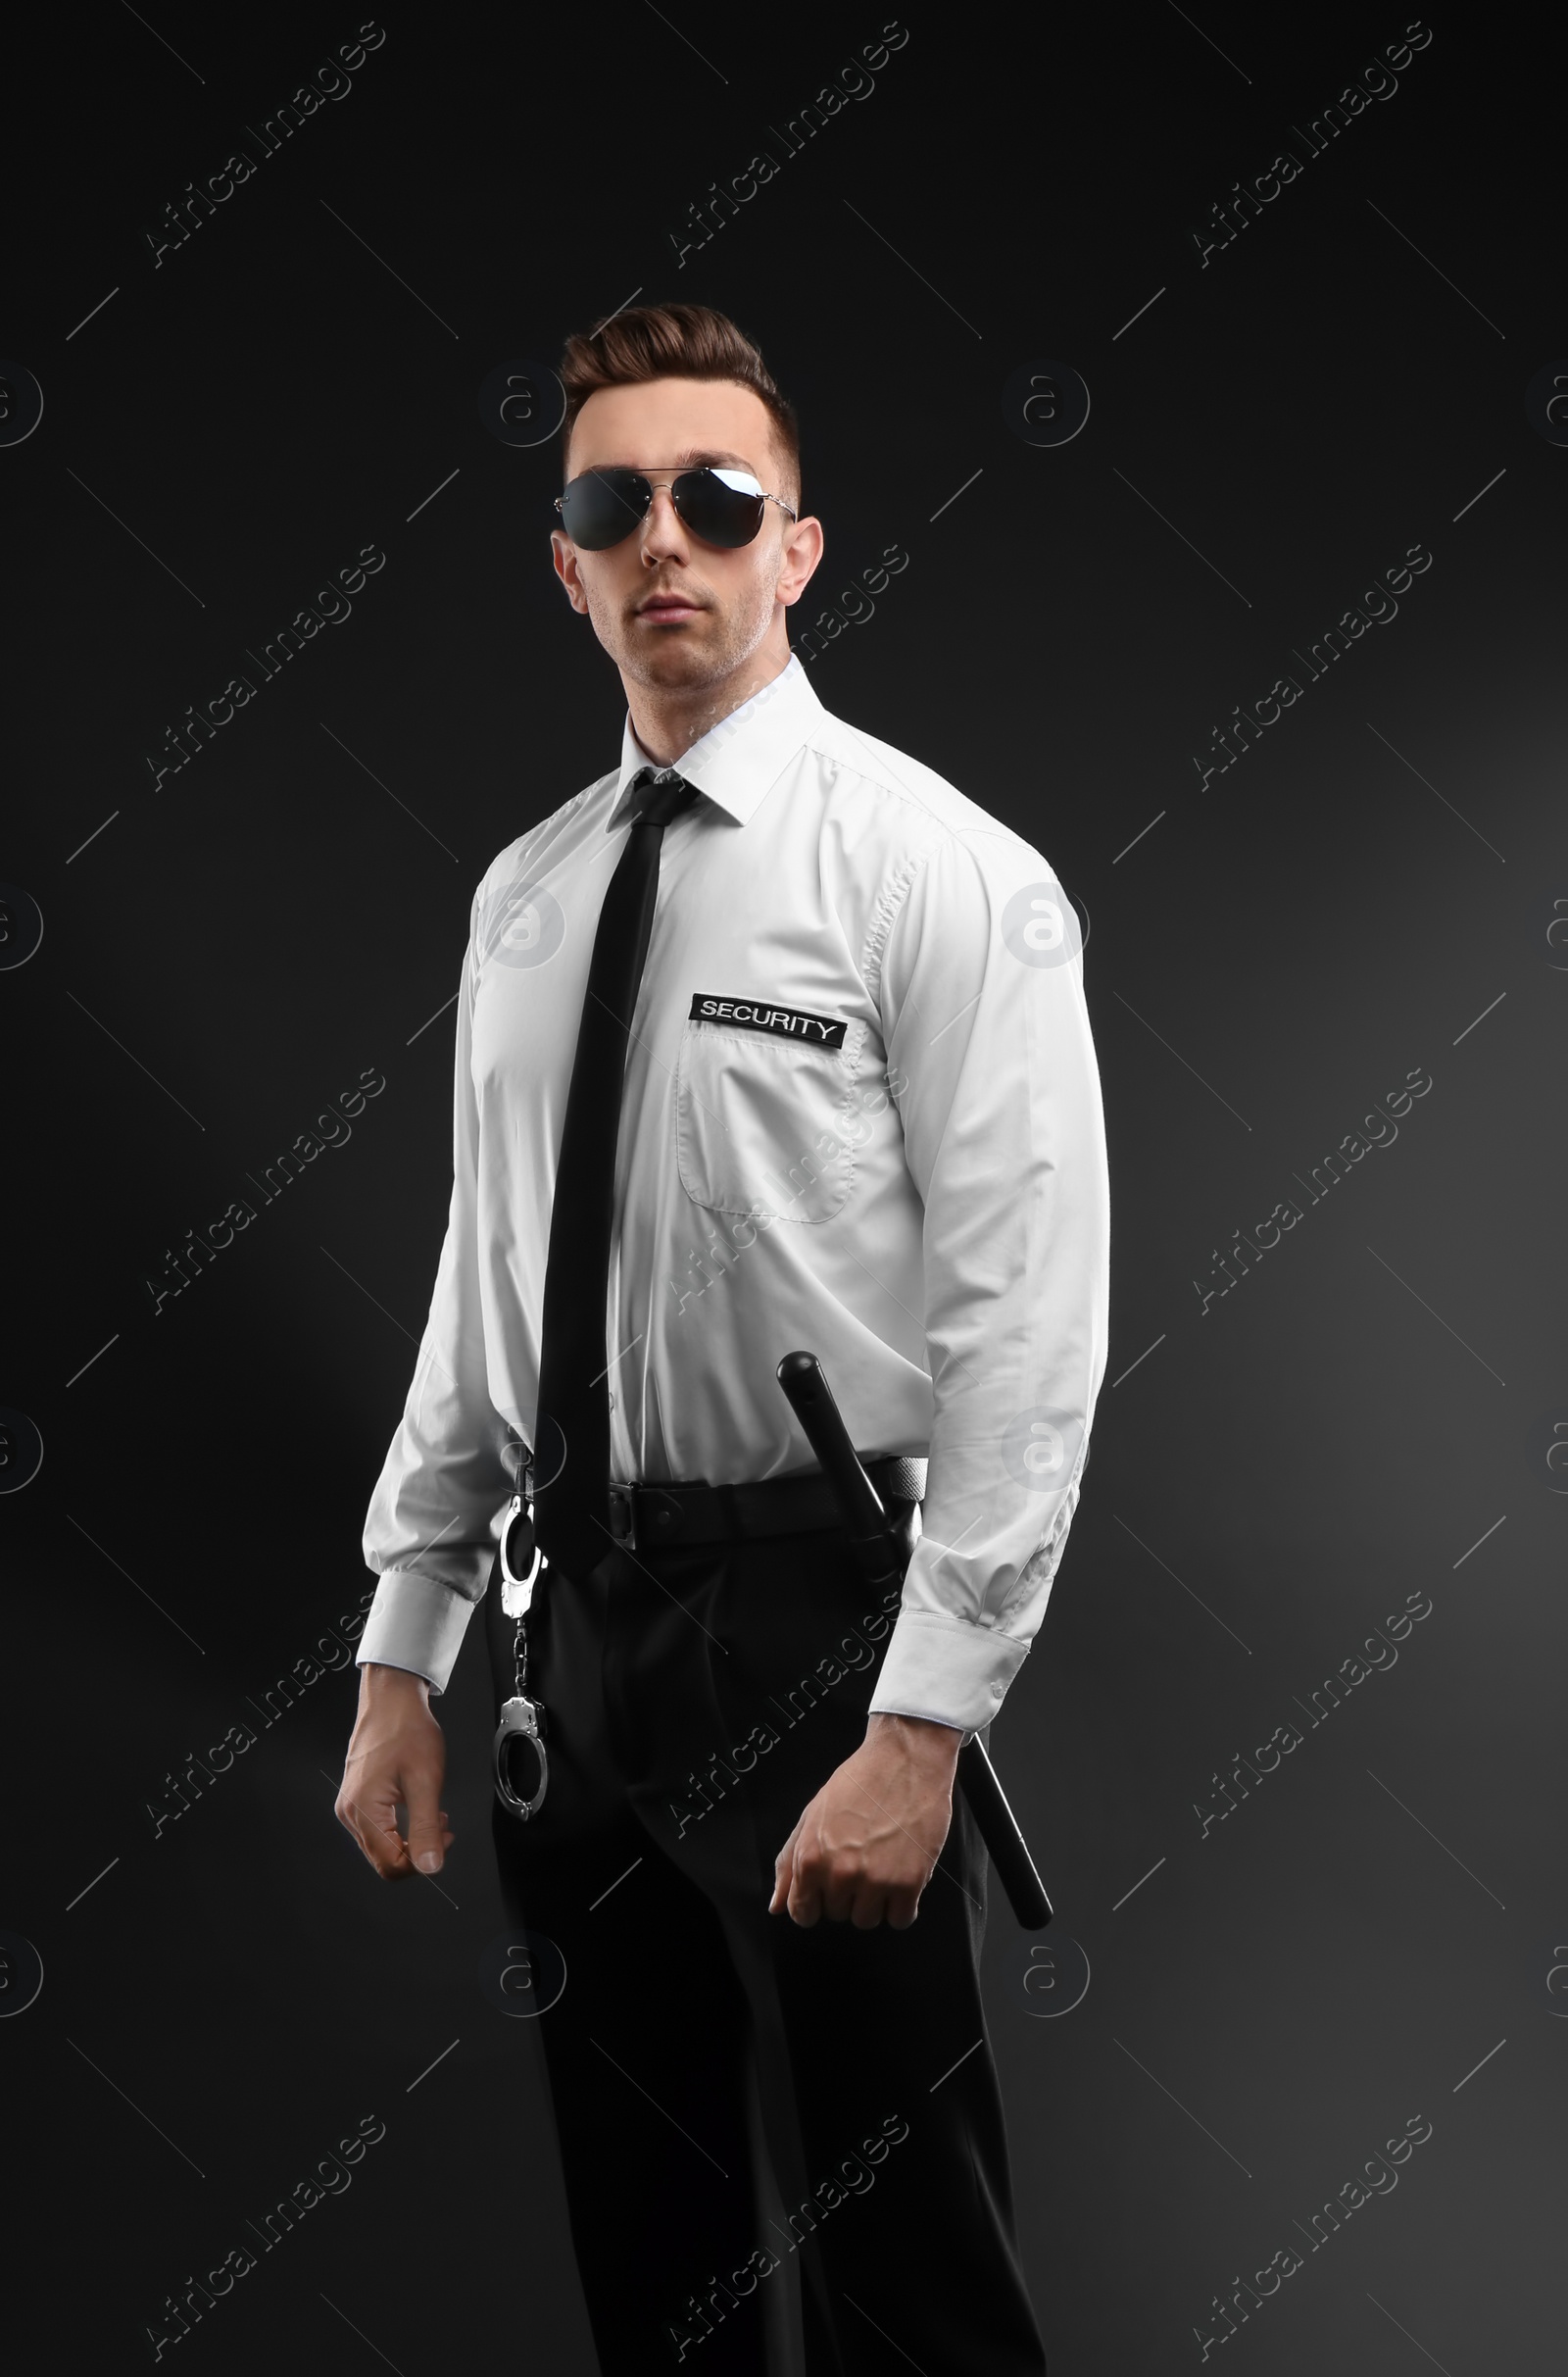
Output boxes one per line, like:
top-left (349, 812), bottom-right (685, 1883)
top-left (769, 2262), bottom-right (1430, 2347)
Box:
top-left (357, 884), bottom-right (514, 1693)
top-left (866, 824), bottom-right (1111, 1735)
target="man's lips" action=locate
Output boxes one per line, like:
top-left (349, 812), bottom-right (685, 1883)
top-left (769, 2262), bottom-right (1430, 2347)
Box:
top-left (637, 593), bottom-right (704, 619)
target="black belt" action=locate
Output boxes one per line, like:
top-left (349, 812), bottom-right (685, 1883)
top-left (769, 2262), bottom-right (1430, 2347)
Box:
top-left (604, 1457), bottom-right (926, 1555)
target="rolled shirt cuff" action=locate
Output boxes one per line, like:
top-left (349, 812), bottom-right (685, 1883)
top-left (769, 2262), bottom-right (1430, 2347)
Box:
top-left (356, 1567), bottom-right (481, 1696)
top-left (867, 1608), bottom-right (1028, 1735)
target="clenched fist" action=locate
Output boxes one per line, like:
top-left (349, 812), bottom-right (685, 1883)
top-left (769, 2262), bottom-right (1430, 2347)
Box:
top-left (770, 1710), bottom-right (961, 1929)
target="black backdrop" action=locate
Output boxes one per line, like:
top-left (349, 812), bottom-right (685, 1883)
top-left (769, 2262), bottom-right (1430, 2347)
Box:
top-left (5, 4), bottom-right (1564, 2370)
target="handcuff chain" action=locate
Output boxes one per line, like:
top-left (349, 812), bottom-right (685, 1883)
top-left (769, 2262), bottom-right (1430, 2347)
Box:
top-left (505, 1433), bottom-right (535, 1701)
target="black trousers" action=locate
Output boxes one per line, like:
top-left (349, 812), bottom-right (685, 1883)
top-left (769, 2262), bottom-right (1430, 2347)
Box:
top-left (484, 1511), bottom-right (1049, 2377)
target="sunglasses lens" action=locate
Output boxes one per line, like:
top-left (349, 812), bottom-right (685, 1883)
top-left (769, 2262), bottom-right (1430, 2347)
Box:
top-left (673, 468), bottom-right (766, 547)
top-left (560, 469), bottom-right (650, 550)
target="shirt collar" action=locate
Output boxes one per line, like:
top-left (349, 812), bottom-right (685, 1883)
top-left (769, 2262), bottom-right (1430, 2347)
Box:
top-left (608, 654), bottom-right (825, 829)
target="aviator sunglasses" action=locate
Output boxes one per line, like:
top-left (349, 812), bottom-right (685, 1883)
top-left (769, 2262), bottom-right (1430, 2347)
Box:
top-left (555, 465), bottom-right (798, 552)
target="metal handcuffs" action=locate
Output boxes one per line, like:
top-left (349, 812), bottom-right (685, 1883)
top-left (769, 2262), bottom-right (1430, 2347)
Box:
top-left (491, 1468), bottom-right (550, 1821)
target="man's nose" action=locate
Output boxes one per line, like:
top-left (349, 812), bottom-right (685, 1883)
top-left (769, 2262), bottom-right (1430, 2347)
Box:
top-left (640, 484), bottom-right (689, 562)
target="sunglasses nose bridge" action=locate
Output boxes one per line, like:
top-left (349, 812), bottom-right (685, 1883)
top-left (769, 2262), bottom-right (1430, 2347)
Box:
top-left (638, 476), bottom-right (691, 546)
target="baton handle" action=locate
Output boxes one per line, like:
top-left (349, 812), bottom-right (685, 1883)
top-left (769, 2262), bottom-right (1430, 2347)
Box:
top-left (776, 1351), bottom-right (1053, 1929)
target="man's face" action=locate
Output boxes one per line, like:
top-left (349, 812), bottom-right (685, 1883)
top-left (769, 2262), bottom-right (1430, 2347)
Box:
top-left (550, 376), bottom-right (820, 699)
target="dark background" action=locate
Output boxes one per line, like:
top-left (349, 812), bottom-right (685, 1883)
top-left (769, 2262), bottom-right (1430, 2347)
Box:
top-left (4, 3), bottom-right (1564, 2369)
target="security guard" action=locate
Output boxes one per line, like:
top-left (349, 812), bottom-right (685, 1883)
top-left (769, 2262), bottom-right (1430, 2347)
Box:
top-left (336, 302), bottom-right (1110, 2375)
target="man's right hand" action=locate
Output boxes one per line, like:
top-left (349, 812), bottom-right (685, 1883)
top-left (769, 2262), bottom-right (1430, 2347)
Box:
top-left (335, 1661), bottom-right (453, 1880)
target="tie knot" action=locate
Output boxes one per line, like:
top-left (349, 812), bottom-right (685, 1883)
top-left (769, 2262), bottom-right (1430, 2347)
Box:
top-left (629, 767), bottom-right (696, 829)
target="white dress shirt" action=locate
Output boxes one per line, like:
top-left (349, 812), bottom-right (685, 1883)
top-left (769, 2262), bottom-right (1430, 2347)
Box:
top-left (359, 654), bottom-right (1110, 1734)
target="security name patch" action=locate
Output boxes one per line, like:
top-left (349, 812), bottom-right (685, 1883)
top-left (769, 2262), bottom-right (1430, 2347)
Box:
top-left (689, 993), bottom-right (848, 1049)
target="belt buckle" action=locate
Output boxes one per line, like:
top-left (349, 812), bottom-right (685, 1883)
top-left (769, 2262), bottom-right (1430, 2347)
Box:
top-left (608, 1483), bottom-right (636, 1553)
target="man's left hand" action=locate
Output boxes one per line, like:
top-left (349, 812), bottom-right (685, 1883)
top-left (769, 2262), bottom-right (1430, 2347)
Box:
top-left (769, 1711), bottom-right (962, 1929)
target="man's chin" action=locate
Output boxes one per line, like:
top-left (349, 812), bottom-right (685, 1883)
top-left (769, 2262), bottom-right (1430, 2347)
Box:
top-left (619, 630), bottom-right (729, 690)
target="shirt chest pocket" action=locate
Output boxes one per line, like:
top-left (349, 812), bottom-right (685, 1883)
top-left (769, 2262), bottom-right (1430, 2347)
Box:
top-left (675, 1018), bottom-right (866, 1222)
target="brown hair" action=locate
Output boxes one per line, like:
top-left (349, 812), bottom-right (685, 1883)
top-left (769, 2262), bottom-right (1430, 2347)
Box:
top-left (559, 301), bottom-right (801, 505)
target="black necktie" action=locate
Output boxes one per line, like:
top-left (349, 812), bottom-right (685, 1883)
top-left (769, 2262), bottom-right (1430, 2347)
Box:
top-left (532, 766), bottom-right (698, 1573)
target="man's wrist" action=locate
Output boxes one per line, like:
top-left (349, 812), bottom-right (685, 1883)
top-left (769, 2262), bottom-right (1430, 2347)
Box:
top-left (360, 1660), bottom-right (432, 1706)
top-left (865, 1709), bottom-right (962, 1769)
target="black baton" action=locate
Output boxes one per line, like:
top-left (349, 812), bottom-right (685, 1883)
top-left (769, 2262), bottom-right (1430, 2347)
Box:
top-left (776, 1352), bottom-right (1053, 1930)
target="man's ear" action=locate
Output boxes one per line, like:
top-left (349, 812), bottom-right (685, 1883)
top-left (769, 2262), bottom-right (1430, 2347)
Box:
top-left (551, 530), bottom-right (589, 615)
top-left (776, 514), bottom-right (824, 609)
